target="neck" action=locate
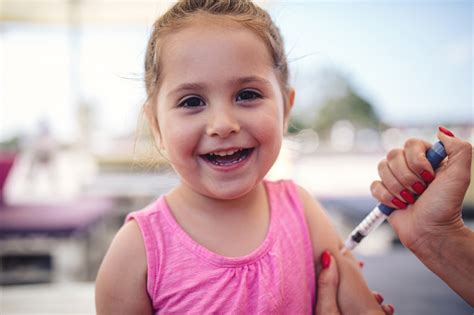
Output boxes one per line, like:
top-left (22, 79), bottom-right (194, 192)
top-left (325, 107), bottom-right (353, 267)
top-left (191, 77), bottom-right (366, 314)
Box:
top-left (166, 181), bottom-right (268, 226)
top-left (165, 180), bottom-right (270, 257)
top-left (168, 180), bottom-right (266, 217)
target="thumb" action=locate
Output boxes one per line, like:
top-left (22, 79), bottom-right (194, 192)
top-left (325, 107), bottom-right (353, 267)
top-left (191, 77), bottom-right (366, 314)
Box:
top-left (315, 250), bottom-right (341, 315)
top-left (437, 127), bottom-right (472, 174)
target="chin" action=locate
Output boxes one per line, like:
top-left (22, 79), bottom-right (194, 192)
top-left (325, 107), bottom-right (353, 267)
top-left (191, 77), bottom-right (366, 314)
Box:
top-left (202, 178), bottom-right (261, 201)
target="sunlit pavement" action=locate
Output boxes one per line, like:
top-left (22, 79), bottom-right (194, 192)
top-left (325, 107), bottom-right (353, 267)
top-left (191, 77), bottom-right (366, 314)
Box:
top-left (362, 246), bottom-right (472, 314)
top-left (1, 282), bottom-right (95, 315)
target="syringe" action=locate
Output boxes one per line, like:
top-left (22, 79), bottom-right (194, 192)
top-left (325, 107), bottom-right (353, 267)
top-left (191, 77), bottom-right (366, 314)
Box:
top-left (342, 141), bottom-right (447, 253)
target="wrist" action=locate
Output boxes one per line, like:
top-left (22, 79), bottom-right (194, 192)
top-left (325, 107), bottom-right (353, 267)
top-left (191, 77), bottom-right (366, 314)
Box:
top-left (410, 222), bottom-right (471, 263)
top-left (409, 224), bottom-right (474, 306)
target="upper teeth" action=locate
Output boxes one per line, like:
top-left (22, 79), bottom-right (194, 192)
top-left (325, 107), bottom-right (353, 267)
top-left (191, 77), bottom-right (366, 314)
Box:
top-left (209, 149), bottom-right (242, 157)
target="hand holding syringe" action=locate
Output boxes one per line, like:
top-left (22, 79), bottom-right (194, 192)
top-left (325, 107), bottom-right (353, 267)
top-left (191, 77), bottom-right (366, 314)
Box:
top-left (342, 140), bottom-right (447, 253)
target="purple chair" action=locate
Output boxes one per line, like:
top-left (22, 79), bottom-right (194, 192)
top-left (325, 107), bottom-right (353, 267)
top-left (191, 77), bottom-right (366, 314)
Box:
top-left (0, 152), bottom-right (115, 283)
top-left (0, 152), bottom-right (114, 237)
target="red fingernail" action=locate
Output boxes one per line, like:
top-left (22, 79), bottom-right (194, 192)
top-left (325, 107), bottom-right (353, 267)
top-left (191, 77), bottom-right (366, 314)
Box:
top-left (400, 189), bottom-right (415, 204)
top-left (411, 181), bottom-right (426, 194)
top-left (321, 250), bottom-right (331, 269)
top-left (420, 170), bottom-right (435, 183)
top-left (375, 293), bottom-right (384, 303)
top-left (392, 197), bottom-right (407, 209)
top-left (439, 126), bottom-right (455, 137)
top-left (359, 261), bottom-right (365, 268)
top-left (388, 304), bottom-right (394, 313)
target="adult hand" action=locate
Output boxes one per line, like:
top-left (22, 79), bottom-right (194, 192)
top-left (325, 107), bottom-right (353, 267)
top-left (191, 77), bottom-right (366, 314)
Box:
top-left (371, 127), bottom-right (474, 305)
top-left (371, 127), bottom-right (472, 252)
top-left (315, 250), bottom-right (394, 315)
top-left (315, 250), bottom-right (340, 314)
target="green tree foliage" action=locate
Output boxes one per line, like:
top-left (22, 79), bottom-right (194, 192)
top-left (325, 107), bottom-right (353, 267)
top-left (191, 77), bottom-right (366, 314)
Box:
top-left (288, 69), bottom-right (383, 136)
top-left (287, 116), bottom-right (307, 134)
top-left (313, 89), bottom-right (381, 137)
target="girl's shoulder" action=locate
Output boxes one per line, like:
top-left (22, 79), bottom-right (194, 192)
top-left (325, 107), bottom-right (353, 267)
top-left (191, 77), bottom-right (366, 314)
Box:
top-left (265, 179), bottom-right (325, 215)
top-left (125, 196), bottom-right (166, 222)
top-left (264, 179), bottom-right (316, 214)
top-left (124, 196), bottom-right (175, 244)
top-left (264, 178), bottom-right (301, 202)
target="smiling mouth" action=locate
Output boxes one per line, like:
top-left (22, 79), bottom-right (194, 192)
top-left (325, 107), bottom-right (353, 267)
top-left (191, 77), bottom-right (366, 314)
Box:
top-left (201, 148), bottom-right (254, 166)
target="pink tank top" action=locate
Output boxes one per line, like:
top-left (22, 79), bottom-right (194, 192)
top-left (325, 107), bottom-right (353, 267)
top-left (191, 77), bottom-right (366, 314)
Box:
top-left (126, 179), bottom-right (316, 314)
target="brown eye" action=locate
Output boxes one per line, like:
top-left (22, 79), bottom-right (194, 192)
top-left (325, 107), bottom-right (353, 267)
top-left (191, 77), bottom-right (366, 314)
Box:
top-left (179, 97), bottom-right (204, 108)
top-left (236, 90), bottom-right (262, 102)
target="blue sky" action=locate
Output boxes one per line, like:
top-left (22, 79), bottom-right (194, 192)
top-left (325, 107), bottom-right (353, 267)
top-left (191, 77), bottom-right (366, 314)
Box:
top-left (0, 1), bottom-right (472, 142)
top-left (271, 1), bottom-right (472, 125)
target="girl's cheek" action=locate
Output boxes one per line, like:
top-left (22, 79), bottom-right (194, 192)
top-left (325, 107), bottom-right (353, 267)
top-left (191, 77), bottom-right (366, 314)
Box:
top-left (168, 129), bottom-right (197, 150)
top-left (259, 108), bottom-right (284, 132)
top-left (252, 115), bottom-right (284, 154)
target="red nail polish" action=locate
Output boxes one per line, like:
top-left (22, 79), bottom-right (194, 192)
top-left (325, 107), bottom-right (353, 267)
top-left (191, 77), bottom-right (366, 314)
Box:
top-left (439, 126), bottom-right (455, 137)
top-left (375, 293), bottom-right (384, 303)
top-left (400, 189), bottom-right (415, 204)
top-left (359, 261), bottom-right (364, 268)
top-left (392, 197), bottom-right (407, 209)
top-left (420, 170), bottom-right (435, 183)
top-left (411, 181), bottom-right (426, 195)
top-left (321, 251), bottom-right (331, 269)
top-left (388, 304), bottom-right (394, 313)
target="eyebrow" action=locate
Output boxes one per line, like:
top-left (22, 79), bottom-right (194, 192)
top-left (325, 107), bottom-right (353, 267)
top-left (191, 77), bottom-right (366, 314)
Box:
top-left (167, 76), bottom-right (272, 98)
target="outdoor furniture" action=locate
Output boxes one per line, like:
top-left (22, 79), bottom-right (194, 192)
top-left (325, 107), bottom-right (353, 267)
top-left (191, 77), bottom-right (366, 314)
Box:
top-left (0, 152), bottom-right (115, 284)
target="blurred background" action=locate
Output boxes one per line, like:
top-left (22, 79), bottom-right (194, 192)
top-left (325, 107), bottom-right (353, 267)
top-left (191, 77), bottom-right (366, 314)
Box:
top-left (0, 0), bottom-right (472, 314)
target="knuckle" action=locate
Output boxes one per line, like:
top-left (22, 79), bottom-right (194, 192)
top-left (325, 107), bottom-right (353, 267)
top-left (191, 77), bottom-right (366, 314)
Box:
top-left (386, 148), bottom-right (402, 161)
top-left (404, 137), bottom-right (419, 149)
top-left (370, 181), bottom-right (380, 195)
top-left (380, 190), bottom-right (393, 205)
top-left (416, 151), bottom-right (427, 165)
top-left (461, 141), bottom-right (473, 156)
top-left (370, 181), bottom-right (392, 204)
top-left (409, 152), bottom-right (428, 172)
top-left (399, 172), bottom-right (412, 185)
top-left (318, 276), bottom-right (336, 287)
top-left (377, 160), bottom-right (387, 174)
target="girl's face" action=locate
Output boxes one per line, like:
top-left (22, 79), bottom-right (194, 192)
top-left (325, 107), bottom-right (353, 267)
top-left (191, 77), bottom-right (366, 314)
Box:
top-left (150, 20), bottom-right (293, 200)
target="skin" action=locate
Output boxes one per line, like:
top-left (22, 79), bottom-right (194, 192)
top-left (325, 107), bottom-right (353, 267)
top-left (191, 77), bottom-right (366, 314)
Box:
top-left (96, 18), bottom-right (384, 314)
top-left (95, 220), bottom-right (153, 314)
top-left (316, 251), bottom-right (394, 315)
top-left (371, 131), bottom-right (473, 306)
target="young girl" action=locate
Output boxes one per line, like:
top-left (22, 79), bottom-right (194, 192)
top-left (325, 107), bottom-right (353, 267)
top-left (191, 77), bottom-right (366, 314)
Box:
top-left (95, 1), bottom-right (460, 313)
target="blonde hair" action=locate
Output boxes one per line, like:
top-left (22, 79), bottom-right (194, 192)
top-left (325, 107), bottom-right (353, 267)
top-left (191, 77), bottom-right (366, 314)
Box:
top-left (143, 0), bottom-right (290, 110)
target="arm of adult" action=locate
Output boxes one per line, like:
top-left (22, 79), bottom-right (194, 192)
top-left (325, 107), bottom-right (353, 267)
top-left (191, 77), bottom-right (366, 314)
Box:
top-left (95, 220), bottom-right (153, 314)
top-left (298, 186), bottom-right (384, 315)
top-left (372, 129), bottom-right (474, 306)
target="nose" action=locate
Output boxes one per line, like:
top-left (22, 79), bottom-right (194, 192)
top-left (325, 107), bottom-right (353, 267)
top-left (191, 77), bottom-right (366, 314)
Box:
top-left (206, 106), bottom-right (240, 138)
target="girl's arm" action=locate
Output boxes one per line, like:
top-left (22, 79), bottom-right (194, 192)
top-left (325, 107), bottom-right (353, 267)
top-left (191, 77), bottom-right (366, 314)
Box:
top-left (95, 220), bottom-right (153, 315)
top-left (298, 186), bottom-right (384, 315)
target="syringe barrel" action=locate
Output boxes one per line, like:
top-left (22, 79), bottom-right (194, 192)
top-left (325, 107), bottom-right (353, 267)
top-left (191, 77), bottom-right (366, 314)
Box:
top-left (350, 206), bottom-right (388, 239)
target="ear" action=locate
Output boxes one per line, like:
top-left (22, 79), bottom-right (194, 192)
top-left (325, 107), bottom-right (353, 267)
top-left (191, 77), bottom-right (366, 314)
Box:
top-left (144, 103), bottom-right (164, 150)
top-left (283, 87), bottom-right (296, 131)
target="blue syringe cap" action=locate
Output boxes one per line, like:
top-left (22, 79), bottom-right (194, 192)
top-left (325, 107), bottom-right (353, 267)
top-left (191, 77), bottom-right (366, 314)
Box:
top-left (378, 204), bottom-right (394, 216)
top-left (426, 141), bottom-right (447, 169)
